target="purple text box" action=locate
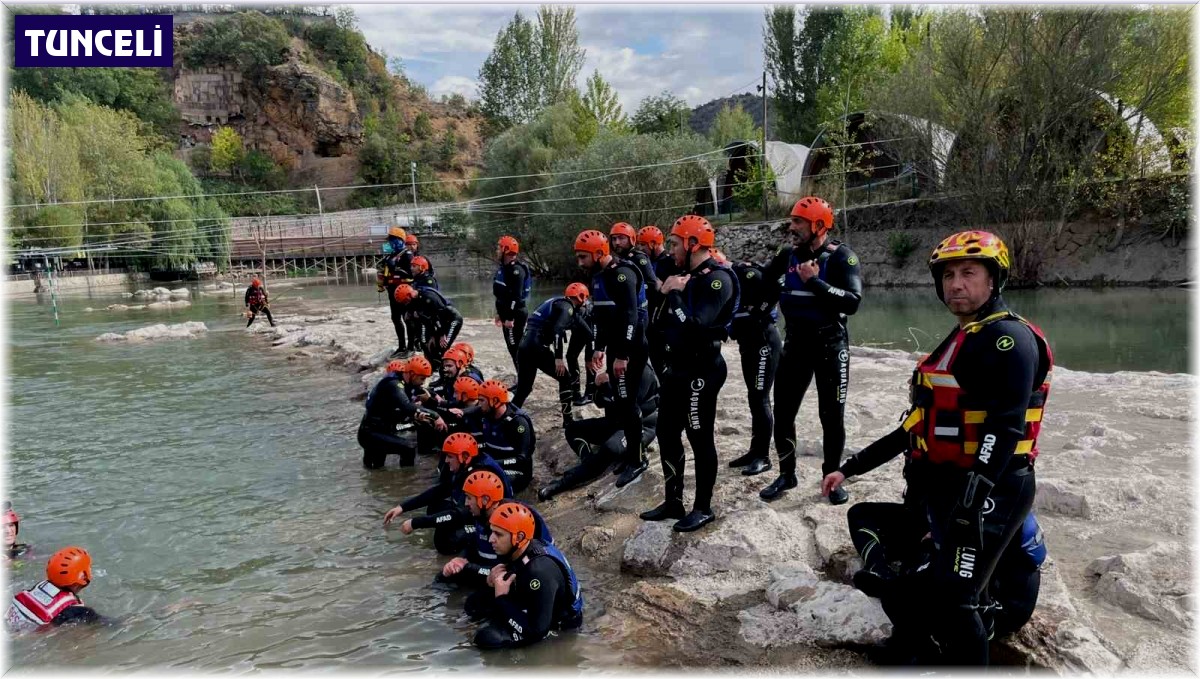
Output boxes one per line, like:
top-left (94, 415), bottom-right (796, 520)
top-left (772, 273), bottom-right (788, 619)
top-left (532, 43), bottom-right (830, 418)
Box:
top-left (15, 14), bottom-right (173, 68)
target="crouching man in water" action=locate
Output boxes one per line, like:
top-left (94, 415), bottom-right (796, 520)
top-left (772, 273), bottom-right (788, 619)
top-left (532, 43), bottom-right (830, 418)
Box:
top-left (469, 502), bottom-right (582, 649)
top-left (358, 358), bottom-right (437, 469)
top-left (7, 547), bottom-right (105, 631)
top-left (440, 471), bottom-right (553, 589)
top-left (383, 433), bottom-right (512, 555)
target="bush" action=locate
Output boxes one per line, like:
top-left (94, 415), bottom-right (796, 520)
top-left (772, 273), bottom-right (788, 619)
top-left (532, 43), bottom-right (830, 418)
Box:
top-left (179, 12), bottom-right (291, 75)
top-left (413, 112), bottom-right (433, 139)
top-left (887, 231), bottom-right (920, 266)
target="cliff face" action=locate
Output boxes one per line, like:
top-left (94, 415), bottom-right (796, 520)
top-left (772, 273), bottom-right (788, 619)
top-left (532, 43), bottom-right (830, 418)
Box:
top-left (174, 58), bottom-right (363, 169)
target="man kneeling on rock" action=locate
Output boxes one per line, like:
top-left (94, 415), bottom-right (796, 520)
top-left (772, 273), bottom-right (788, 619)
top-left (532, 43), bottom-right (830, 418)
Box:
top-left (441, 471), bottom-right (554, 589)
top-left (468, 502), bottom-right (582, 649)
top-left (537, 364), bottom-right (659, 502)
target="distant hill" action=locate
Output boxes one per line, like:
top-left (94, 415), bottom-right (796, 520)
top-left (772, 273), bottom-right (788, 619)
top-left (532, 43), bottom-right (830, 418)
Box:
top-left (688, 93), bottom-right (777, 141)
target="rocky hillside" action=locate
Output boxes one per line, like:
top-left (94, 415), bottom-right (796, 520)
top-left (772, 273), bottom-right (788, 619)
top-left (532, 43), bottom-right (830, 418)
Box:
top-left (170, 11), bottom-right (483, 209)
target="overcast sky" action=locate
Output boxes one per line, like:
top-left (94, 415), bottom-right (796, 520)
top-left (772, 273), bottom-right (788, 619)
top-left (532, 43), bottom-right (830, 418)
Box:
top-left (353, 4), bottom-right (767, 112)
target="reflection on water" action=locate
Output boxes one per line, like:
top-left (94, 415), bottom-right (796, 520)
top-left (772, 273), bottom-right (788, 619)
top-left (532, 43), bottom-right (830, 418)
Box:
top-left (5, 275), bottom-right (1189, 669)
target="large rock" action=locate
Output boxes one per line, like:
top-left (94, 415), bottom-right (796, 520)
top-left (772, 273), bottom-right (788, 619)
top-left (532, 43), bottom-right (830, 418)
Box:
top-left (1054, 625), bottom-right (1125, 674)
top-left (1087, 542), bottom-right (1191, 628)
top-left (594, 467), bottom-right (664, 514)
top-left (739, 562), bottom-right (892, 648)
top-left (96, 322), bottom-right (208, 342)
top-left (1035, 478), bottom-right (1092, 518)
top-left (621, 521), bottom-right (675, 576)
top-left (146, 300), bottom-right (192, 310)
top-left (804, 504), bottom-right (860, 583)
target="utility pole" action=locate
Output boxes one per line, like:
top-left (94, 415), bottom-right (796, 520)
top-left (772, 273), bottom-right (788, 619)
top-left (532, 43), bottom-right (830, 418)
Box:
top-left (759, 70), bottom-right (769, 219)
top-left (410, 161), bottom-right (418, 231)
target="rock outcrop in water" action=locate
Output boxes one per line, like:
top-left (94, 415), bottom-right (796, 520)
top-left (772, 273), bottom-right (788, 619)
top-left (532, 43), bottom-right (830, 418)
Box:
top-left (246, 299), bottom-right (1194, 672)
top-left (96, 321), bottom-right (209, 342)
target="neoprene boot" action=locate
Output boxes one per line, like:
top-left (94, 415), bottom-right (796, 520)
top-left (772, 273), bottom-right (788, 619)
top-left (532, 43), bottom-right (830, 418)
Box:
top-left (673, 508), bottom-right (715, 533)
top-left (759, 473), bottom-right (797, 501)
top-left (639, 500), bottom-right (686, 521)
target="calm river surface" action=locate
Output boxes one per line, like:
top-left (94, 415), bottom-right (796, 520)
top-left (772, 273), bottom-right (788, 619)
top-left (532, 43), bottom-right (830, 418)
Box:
top-left (5, 275), bottom-right (1188, 669)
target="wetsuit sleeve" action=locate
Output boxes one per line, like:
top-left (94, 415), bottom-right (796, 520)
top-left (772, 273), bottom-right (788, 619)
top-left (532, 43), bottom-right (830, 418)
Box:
top-left (428, 296), bottom-right (463, 343)
top-left (664, 268), bottom-right (735, 332)
top-left (244, 288), bottom-right (252, 306)
top-left (496, 264), bottom-right (527, 319)
top-left (635, 253), bottom-right (659, 294)
top-left (806, 246), bottom-right (862, 315)
top-left (761, 245), bottom-right (791, 284)
top-left (514, 415), bottom-right (536, 460)
top-left (839, 426), bottom-right (908, 478)
top-left (958, 320), bottom-right (1040, 490)
top-left (394, 252), bottom-right (414, 282)
top-left (494, 558), bottom-right (563, 645)
top-left (393, 382), bottom-right (420, 419)
top-left (400, 479), bottom-right (450, 513)
top-left (411, 504), bottom-right (468, 530)
top-left (460, 559), bottom-right (493, 587)
top-left (593, 380), bottom-right (616, 409)
top-left (549, 301), bottom-right (576, 359)
top-left (603, 267), bottom-right (641, 359)
top-left (52, 605), bottom-right (102, 626)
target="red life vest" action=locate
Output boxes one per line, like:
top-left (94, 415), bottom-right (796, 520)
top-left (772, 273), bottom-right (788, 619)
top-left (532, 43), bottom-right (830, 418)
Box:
top-left (6, 580), bottom-right (82, 631)
top-left (248, 288), bottom-right (266, 307)
top-left (902, 310), bottom-right (1053, 469)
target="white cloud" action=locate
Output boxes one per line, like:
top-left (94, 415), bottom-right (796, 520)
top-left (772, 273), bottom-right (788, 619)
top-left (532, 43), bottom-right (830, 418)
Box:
top-left (431, 76), bottom-right (480, 100)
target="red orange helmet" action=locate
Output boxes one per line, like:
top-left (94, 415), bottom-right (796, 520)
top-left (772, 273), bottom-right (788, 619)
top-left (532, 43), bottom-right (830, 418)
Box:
top-left (637, 226), bottom-right (664, 249)
top-left (442, 347), bottom-right (469, 370)
top-left (498, 236), bottom-right (520, 255)
top-left (251, 279), bottom-right (262, 287)
top-left (574, 230), bottom-right (609, 259)
top-left (490, 502), bottom-right (535, 550)
top-left (564, 282), bottom-right (590, 306)
top-left (462, 471), bottom-right (506, 511)
top-left (393, 284), bottom-right (419, 305)
top-left (711, 249), bottom-right (729, 266)
top-left (3, 503), bottom-right (19, 530)
top-left (442, 433), bottom-right (480, 465)
top-left (671, 215), bottom-right (716, 249)
top-left (405, 234), bottom-right (419, 247)
top-left (790, 196), bottom-right (834, 238)
top-left (609, 222), bottom-right (637, 241)
top-left (411, 256), bottom-right (430, 274)
top-left (46, 546), bottom-right (92, 589)
top-left (453, 376), bottom-right (482, 402)
top-left (405, 355), bottom-right (433, 379)
top-left (479, 379), bottom-right (511, 409)
top-left (450, 342), bottom-right (475, 365)
top-left (386, 359), bottom-right (407, 375)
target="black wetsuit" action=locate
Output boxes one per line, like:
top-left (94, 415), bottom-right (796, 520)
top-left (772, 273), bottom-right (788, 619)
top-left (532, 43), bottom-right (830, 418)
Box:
top-left (764, 239), bottom-right (863, 478)
top-left (654, 256), bottom-right (737, 515)
top-left (729, 262), bottom-right (782, 467)
top-left (406, 268), bottom-right (440, 351)
top-left (646, 249), bottom-right (679, 377)
top-left (398, 453), bottom-right (511, 555)
top-left (565, 297), bottom-right (596, 402)
top-left (512, 297), bottom-right (592, 420)
top-left (359, 374), bottom-right (433, 469)
top-left (544, 364), bottom-right (659, 498)
top-left (244, 286), bottom-right (274, 327)
top-left (410, 288), bottom-right (463, 365)
top-left (465, 404), bottom-right (537, 494)
top-left (494, 259), bottom-right (532, 370)
top-left (590, 258), bottom-right (649, 470)
top-left (377, 245), bottom-right (414, 351)
top-left (468, 539), bottom-right (583, 649)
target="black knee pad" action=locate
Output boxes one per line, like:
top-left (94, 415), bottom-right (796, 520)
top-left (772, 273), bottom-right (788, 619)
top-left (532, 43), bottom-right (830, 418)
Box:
top-left (362, 450), bottom-right (386, 469)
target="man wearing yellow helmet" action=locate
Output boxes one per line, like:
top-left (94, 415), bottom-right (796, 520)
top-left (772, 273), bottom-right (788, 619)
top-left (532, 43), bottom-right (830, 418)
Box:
top-left (821, 230), bottom-right (1052, 666)
top-left (377, 226), bottom-right (415, 357)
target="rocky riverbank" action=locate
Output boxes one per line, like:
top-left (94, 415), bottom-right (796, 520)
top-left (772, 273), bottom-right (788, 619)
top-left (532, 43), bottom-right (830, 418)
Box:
top-left (246, 298), bottom-right (1193, 672)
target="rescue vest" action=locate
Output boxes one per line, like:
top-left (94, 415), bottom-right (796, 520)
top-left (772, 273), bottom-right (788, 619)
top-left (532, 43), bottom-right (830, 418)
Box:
top-left (777, 241), bottom-right (844, 325)
top-left (380, 249), bottom-right (412, 287)
top-left (731, 263), bottom-right (779, 340)
top-left (684, 260), bottom-right (739, 342)
top-left (593, 261), bottom-right (649, 326)
top-left (7, 581), bottom-right (81, 631)
top-left (902, 311), bottom-right (1053, 469)
top-left (521, 540), bottom-right (584, 620)
top-left (247, 288), bottom-right (266, 307)
top-left (493, 261), bottom-right (533, 305)
top-left (481, 407), bottom-right (534, 477)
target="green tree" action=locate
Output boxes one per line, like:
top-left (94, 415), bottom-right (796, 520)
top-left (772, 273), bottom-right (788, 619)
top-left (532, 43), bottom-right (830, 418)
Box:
top-left (571, 70), bottom-right (628, 145)
top-left (413, 112), bottom-right (434, 139)
top-left (631, 90), bottom-right (691, 135)
top-left (179, 11), bottom-right (291, 75)
top-left (210, 126), bottom-right (246, 176)
top-left (9, 67), bottom-right (180, 140)
top-left (478, 7), bottom-right (585, 133)
top-left (709, 103), bottom-right (759, 147)
top-left (476, 102), bottom-right (583, 205)
top-left (763, 6), bottom-right (805, 142)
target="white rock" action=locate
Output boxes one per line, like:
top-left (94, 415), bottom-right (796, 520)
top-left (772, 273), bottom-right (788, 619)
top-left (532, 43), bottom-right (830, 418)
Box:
top-left (739, 563), bottom-right (892, 648)
top-left (1087, 542), bottom-right (1191, 628)
top-left (1055, 624), bottom-right (1124, 673)
top-left (146, 300), bottom-right (191, 310)
top-left (95, 321), bottom-right (208, 342)
top-left (621, 521), bottom-right (676, 575)
top-left (1035, 478), bottom-right (1092, 518)
top-left (169, 288), bottom-right (191, 298)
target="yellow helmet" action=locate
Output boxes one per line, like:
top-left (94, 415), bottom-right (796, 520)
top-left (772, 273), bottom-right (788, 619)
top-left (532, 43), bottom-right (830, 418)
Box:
top-left (388, 226), bottom-right (408, 240)
top-left (928, 230), bottom-right (1011, 298)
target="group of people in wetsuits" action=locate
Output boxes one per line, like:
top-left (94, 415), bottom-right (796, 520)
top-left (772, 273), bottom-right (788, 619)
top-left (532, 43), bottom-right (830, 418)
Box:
top-left (356, 201), bottom-right (1055, 665)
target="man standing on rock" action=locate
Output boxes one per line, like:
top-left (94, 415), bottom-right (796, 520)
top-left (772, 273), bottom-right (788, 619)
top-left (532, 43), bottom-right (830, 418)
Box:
top-left (377, 226), bottom-right (414, 357)
top-left (638, 225), bottom-right (677, 379)
top-left (493, 236), bottom-right (533, 372)
top-left (244, 279), bottom-right (275, 327)
top-left (574, 229), bottom-right (651, 488)
top-left (639, 215), bottom-right (738, 533)
top-left (758, 196), bottom-right (862, 503)
top-left (823, 230), bottom-right (1051, 666)
top-left (725, 260), bottom-right (782, 477)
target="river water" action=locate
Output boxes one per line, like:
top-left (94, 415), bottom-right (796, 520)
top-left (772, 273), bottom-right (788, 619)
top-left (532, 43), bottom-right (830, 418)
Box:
top-left (5, 275), bottom-right (1189, 669)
